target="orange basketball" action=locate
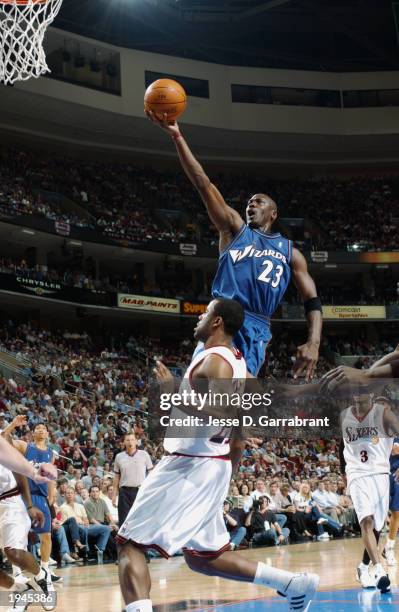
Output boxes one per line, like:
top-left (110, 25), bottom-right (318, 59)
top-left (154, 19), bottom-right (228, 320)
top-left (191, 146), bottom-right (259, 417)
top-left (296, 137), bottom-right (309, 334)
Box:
top-left (144, 79), bottom-right (187, 122)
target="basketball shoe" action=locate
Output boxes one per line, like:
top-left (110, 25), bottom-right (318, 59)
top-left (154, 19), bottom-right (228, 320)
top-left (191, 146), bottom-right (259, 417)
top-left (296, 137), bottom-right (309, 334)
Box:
top-left (278, 572), bottom-right (319, 611)
top-left (356, 563), bottom-right (375, 588)
top-left (374, 563), bottom-right (390, 593)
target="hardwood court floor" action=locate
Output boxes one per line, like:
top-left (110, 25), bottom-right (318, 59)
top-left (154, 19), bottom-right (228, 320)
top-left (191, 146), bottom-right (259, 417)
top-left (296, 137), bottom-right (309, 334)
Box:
top-left (47, 538), bottom-right (398, 612)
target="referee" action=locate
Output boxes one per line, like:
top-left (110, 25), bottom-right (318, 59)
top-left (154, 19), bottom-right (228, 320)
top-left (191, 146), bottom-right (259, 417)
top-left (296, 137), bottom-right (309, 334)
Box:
top-left (112, 432), bottom-right (153, 526)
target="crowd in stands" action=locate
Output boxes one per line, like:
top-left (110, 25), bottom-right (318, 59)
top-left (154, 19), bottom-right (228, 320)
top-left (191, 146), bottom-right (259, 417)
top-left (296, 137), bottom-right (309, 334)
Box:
top-left (1, 147), bottom-right (399, 251)
top-left (0, 318), bottom-right (396, 567)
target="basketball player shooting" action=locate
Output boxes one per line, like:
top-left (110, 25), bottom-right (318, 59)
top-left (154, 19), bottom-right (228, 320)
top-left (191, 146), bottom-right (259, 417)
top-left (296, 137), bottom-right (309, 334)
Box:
top-left (146, 111), bottom-right (322, 379)
top-left (340, 392), bottom-right (399, 593)
top-left (116, 298), bottom-right (319, 612)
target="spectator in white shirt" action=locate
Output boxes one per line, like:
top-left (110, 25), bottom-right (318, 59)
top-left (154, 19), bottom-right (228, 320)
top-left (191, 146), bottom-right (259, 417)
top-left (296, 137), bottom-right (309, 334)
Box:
top-left (311, 481), bottom-right (341, 524)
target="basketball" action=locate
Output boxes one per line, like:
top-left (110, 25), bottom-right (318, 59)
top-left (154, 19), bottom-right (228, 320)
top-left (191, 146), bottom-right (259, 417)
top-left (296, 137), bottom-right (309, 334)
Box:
top-left (144, 78), bottom-right (187, 122)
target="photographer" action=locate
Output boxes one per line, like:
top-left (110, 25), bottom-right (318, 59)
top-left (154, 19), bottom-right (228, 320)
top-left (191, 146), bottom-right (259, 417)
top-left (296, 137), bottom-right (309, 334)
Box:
top-left (223, 500), bottom-right (247, 550)
top-left (245, 496), bottom-right (290, 547)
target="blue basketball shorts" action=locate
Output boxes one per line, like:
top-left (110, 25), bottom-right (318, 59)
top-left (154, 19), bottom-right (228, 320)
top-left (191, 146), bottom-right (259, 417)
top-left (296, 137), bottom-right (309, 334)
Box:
top-left (31, 494), bottom-right (52, 534)
top-left (390, 473), bottom-right (399, 512)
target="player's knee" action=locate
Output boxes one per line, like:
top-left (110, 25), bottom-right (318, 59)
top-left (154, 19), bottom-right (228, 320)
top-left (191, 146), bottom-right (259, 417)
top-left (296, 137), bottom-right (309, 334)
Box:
top-left (4, 547), bottom-right (21, 563)
top-left (360, 515), bottom-right (374, 530)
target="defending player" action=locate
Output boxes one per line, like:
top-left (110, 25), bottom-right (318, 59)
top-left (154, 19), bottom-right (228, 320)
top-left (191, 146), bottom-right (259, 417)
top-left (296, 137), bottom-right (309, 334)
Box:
top-left (341, 392), bottom-right (398, 592)
top-left (5, 421), bottom-right (59, 596)
top-left (0, 464), bottom-right (55, 612)
top-left (117, 298), bottom-right (319, 612)
top-left (146, 111), bottom-right (322, 379)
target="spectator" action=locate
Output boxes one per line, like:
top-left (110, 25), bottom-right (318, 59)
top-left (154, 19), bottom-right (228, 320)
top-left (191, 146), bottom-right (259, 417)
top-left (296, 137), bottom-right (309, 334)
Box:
top-left (84, 485), bottom-right (115, 563)
top-left (223, 500), bottom-right (247, 550)
top-left (245, 497), bottom-right (290, 547)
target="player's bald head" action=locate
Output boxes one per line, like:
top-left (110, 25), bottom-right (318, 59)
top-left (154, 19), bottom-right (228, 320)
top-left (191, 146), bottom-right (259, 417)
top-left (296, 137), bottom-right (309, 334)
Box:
top-left (258, 193), bottom-right (278, 212)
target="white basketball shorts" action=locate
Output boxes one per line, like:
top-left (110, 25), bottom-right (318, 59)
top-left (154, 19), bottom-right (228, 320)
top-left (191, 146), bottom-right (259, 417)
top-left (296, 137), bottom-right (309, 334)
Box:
top-left (0, 495), bottom-right (31, 550)
top-left (349, 473), bottom-right (389, 531)
top-left (117, 454), bottom-right (232, 558)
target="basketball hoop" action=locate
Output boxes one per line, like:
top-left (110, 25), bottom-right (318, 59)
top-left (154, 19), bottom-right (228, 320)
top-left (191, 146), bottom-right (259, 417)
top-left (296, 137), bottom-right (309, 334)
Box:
top-left (0, 0), bottom-right (63, 85)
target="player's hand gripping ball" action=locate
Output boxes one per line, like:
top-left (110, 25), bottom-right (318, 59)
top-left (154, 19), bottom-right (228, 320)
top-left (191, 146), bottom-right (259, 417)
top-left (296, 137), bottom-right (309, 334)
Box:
top-left (144, 79), bottom-right (187, 122)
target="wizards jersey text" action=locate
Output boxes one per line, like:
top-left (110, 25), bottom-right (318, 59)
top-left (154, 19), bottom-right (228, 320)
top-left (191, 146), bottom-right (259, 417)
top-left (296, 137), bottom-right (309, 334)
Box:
top-left (211, 224), bottom-right (292, 375)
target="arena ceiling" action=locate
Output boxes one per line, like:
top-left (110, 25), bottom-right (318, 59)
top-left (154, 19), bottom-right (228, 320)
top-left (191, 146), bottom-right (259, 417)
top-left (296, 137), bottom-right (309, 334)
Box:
top-left (54, 0), bottom-right (399, 71)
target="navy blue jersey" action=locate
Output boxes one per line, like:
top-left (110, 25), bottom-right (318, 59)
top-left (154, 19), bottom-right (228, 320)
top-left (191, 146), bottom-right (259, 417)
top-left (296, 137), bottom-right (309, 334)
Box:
top-left (25, 442), bottom-right (53, 497)
top-left (390, 437), bottom-right (399, 473)
top-left (212, 225), bottom-right (292, 317)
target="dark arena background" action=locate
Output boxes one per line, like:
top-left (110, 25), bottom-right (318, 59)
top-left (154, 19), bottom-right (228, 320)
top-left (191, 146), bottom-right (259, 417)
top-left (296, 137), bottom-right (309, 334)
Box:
top-left (0, 1), bottom-right (399, 611)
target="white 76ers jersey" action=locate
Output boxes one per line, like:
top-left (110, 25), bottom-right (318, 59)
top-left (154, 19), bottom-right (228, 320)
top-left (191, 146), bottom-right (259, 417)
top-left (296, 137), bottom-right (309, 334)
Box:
top-left (342, 402), bottom-right (393, 485)
top-left (164, 345), bottom-right (247, 456)
top-left (0, 462), bottom-right (18, 496)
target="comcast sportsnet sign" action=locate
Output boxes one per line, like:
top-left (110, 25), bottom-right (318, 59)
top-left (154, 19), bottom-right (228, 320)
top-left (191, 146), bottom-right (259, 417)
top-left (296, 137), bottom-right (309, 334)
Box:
top-left (323, 305), bottom-right (386, 320)
top-left (118, 294), bottom-right (180, 314)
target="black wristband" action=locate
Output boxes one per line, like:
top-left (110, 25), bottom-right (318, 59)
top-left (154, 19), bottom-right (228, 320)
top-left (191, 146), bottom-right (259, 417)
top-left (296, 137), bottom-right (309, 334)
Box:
top-left (304, 296), bottom-right (322, 314)
top-left (26, 505), bottom-right (33, 510)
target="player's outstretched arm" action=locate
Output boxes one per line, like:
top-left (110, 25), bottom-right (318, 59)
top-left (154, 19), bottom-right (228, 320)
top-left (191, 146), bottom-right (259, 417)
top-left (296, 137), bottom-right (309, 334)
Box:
top-left (290, 248), bottom-right (322, 381)
top-left (369, 346), bottom-right (399, 371)
top-left (146, 111), bottom-right (242, 239)
top-left (0, 435), bottom-right (51, 481)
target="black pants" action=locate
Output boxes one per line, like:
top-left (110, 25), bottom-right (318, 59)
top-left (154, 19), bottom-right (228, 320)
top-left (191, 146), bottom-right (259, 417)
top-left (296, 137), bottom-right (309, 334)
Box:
top-left (118, 486), bottom-right (139, 526)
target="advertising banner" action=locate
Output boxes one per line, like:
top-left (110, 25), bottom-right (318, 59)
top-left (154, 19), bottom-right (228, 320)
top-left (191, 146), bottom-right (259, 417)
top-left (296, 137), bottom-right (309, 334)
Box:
top-left (118, 293), bottom-right (180, 314)
top-left (322, 305), bottom-right (386, 320)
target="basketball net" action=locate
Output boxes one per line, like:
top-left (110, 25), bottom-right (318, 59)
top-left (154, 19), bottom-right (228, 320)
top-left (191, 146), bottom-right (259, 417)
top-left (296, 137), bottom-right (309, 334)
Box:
top-left (0, 0), bottom-right (63, 85)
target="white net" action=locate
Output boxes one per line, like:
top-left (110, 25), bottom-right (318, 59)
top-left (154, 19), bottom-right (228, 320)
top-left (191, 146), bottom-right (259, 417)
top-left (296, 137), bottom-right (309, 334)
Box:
top-left (0, 0), bottom-right (63, 85)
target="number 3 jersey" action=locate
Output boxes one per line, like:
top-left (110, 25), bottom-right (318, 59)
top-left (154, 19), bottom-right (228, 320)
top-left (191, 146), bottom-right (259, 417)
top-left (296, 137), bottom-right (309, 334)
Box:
top-left (342, 402), bottom-right (394, 485)
top-left (211, 225), bottom-right (292, 319)
top-left (163, 346), bottom-right (247, 457)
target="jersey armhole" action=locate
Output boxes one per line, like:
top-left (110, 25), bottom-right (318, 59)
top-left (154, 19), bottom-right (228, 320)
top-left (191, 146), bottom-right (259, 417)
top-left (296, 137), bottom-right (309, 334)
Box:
top-left (219, 223), bottom-right (246, 257)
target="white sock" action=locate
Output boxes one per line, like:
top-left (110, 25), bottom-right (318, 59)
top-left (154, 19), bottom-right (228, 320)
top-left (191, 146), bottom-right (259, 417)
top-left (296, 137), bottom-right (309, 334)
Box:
top-left (386, 538), bottom-right (395, 549)
top-left (41, 561), bottom-right (49, 571)
top-left (125, 600), bottom-right (153, 612)
top-left (358, 562), bottom-right (369, 569)
top-left (253, 561), bottom-right (295, 592)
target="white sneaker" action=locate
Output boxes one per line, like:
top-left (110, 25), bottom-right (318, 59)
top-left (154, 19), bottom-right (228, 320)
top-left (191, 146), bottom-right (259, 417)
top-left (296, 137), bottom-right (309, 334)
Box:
top-left (33, 568), bottom-right (56, 611)
top-left (281, 573), bottom-right (319, 612)
top-left (356, 563), bottom-right (375, 589)
top-left (374, 564), bottom-right (390, 593)
top-left (383, 547), bottom-right (397, 566)
top-left (317, 518), bottom-right (328, 525)
top-left (317, 533), bottom-right (330, 541)
top-left (62, 552), bottom-right (76, 564)
top-left (13, 573), bottom-right (30, 586)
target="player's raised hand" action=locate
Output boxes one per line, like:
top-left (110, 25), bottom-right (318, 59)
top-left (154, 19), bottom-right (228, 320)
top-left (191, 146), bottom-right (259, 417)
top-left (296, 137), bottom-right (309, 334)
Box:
top-left (145, 110), bottom-right (180, 137)
top-left (154, 360), bottom-right (174, 394)
top-left (293, 342), bottom-right (319, 381)
top-left (11, 414), bottom-right (27, 429)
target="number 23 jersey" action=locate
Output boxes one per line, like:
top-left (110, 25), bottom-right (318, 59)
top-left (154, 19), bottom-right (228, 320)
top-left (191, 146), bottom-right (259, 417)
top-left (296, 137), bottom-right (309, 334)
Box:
top-left (211, 225), bottom-right (292, 317)
top-left (342, 402), bottom-right (393, 485)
